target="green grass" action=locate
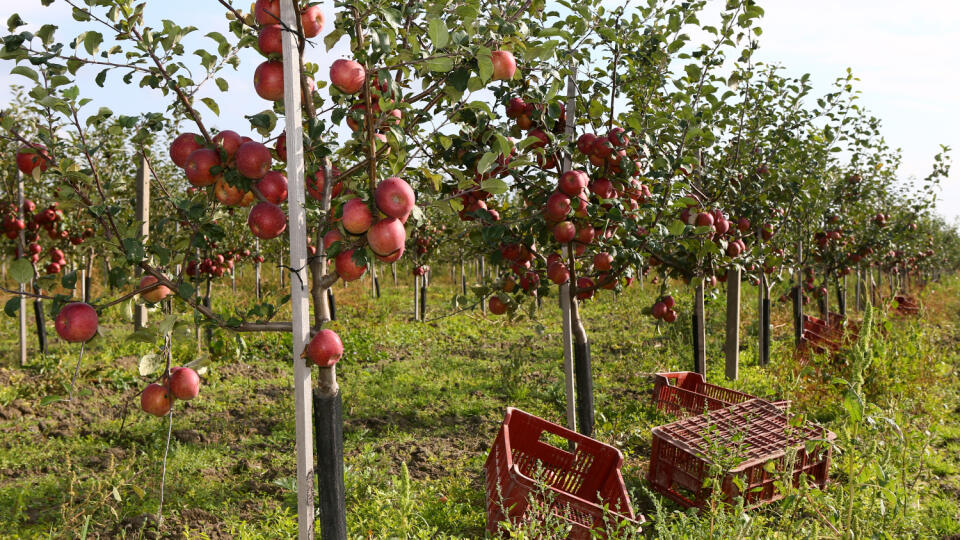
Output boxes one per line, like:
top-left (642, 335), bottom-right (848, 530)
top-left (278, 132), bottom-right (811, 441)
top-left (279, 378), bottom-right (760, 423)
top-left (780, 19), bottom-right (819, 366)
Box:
top-left (0, 264), bottom-right (958, 538)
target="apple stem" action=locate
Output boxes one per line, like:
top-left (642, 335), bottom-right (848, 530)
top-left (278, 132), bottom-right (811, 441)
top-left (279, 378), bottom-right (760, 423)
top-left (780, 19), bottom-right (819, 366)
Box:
top-left (68, 341), bottom-right (85, 401)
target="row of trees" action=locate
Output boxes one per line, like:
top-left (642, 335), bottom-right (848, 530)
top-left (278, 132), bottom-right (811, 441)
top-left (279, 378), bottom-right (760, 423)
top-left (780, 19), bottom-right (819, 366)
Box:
top-left (0, 0), bottom-right (957, 538)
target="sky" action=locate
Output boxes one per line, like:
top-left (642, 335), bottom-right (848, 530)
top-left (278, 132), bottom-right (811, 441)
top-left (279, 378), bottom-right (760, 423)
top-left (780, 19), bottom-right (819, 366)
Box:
top-left (1, 1), bottom-right (957, 222)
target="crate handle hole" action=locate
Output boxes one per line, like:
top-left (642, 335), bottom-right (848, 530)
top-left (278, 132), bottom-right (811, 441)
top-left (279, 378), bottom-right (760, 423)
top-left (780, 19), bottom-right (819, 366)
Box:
top-left (538, 430), bottom-right (574, 453)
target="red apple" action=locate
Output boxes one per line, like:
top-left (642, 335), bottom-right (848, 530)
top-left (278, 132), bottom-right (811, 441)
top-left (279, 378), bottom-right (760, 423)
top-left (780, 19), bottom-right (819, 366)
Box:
top-left (335, 249), bottom-right (366, 281)
top-left (590, 178), bottom-right (616, 199)
top-left (553, 221), bottom-right (576, 243)
top-left (547, 262), bottom-right (569, 285)
top-left (141, 383), bottom-right (173, 417)
top-left (575, 278), bottom-right (594, 300)
top-left (544, 192), bottom-right (571, 222)
top-left (169, 133), bottom-right (202, 168)
top-left (558, 170), bottom-right (588, 197)
top-left (168, 367), bottom-right (200, 400)
top-left (254, 60), bottom-right (284, 101)
top-left (212, 131), bottom-right (242, 161)
top-left (306, 329), bottom-right (343, 366)
top-left (576, 224), bottom-right (595, 245)
top-left (374, 176), bottom-right (415, 220)
top-left (254, 0), bottom-right (282, 25)
top-left (366, 218), bottom-right (406, 257)
top-left (663, 309), bottom-right (677, 323)
top-left (257, 24), bottom-right (283, 55)
top-left (139, 275), bottom-right (171, 303)
top-left (215, 178), bottom-right (245, 206)
top-left (489, 296), bottom-right (508, 315)
top-left (301, 5), bottom-right (325, 38)
top-left (330, 59), bottom-right (365, 94)
top-left (184, 148), bottom-right (222, 187)
top-left (593, 252), bottom-right (613, 272)
top-left (257, 171), bottom-right (288, 204)
top-left (696, 212), bottom-right (715, 228)
top-left (490, 50), bottom-right (516, 81)
top-left (55, 302), bottom-right (98, 343)
top-left (16, 146), bottom-right (50, 176)
top-left (323, 229), bottom-right (344, 250)
top-left (576, 133), bottom-right (596, 154)
top-left (248, 202), bottom-right (287, 239)
top-left (307, 167), bottom-right (343, 201)
top-left (342, 198), bottom-right (373, 235)
top-left (235, 141), bottom-right (272, 179)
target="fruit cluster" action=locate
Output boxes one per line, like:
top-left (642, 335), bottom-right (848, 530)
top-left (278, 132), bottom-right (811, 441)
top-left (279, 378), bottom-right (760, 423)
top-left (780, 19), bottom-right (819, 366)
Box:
top-left (141, 367), bottom-right (202, 417)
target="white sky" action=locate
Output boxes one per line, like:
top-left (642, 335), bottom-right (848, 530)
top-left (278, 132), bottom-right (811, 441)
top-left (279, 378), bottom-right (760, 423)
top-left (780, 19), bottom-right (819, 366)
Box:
top-left (2, 1), bottom-right (957, 221)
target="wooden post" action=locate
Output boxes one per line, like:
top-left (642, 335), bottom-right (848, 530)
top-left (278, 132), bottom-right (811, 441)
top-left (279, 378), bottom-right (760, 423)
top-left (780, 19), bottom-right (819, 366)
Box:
top-left (255, 239), bottom-right (262, 301)
top-left (460, 254), bottom-right (467, 296)
top-left (83, 253), bottom-right (93, 304)
top-left (757, 273), bottom-right (766, 366)
top-left (17, 170), bottom-right (27, 366)
top-left (419, 269), bottom-right (428, 320)
top-left (557, 63), bottom-right (578, 433)
top-left (693, 280), bottom-right (706, 375)
top-left (413, 273), bottom-right (420, 321)
top-left (280, 1), bottom-right (317, 536)
top-left (724, 268), bottom-right (740, 380)
top-left (391, 262), bottom-right (397, 286)
top-left (793, 242), bottom-right (804, 345)
top-left (134, 156), bottom-right (150, 329)
top-left (837, 275), bottom-right (847, 317)
top-left (479, 257), bottom-right (486, 315)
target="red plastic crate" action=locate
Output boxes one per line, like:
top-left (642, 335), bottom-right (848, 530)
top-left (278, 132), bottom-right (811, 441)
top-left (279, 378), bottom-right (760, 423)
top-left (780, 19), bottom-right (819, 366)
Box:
top-left (652, 372), bottom-right (757, 418)
top-left (893, 295), bottom-right (919, 315)
top-left (484, 408), bottom-right (642, 538)
top-left (647, 399), bottom-right (835, 509)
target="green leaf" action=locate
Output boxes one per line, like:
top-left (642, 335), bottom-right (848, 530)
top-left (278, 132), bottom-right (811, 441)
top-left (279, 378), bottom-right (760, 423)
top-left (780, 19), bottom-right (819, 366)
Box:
top-left (61, 271), bottom-right (78, 290)
top-left (200, 97), bottom-right (219, 116)
top-left (427, 19), bottom-right (450, 49)
top-left (4, 297), bottom-right (19, 317)
top-left (425, 57), bottom-right (454, 72)
top-left (83, 31), bottom-right (103, 55)
top-left (138, 353), bottom-right (162, 376)
top-left (157, 314), bottom-right (179, 336)
top-left (122, 238), bottom-right (145, 263)
top-left (178, 282), bottom-right (195, 300)
top-left (476, 47), bottom-right (493, 82)
top-left (6, 13), bottom-right (25, 32)
top-left (476, 151), bottom-right (497, 174)
top-left (10, 66), bottom-right (38, 83)
top-left (10, 258), bottom-right (33, 284)
top-left (215, 77), bottom-right (229, 92)
top-left (480, 178), bottom-right (508, 195)
top-left (324, 29), bottom-right (344, 51)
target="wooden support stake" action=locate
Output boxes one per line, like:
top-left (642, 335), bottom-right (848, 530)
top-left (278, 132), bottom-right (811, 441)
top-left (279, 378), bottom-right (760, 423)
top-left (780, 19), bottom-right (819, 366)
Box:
top-left (793, 242), bottom-right (804, 345)
top-left (280, 1), bottom-right (316, 535)
top-left (134, 156), bottom-right (150, 329)
top-left (693, 281), bottom-right (706, 375)
top-left (558, 62), bottom-right (578, 433)
top-left (17, 170), bottom-right (27, 366)
top-left (724, 268), bottom-right (740, 380)
top-left (255, 239), bottom-right (262, 301)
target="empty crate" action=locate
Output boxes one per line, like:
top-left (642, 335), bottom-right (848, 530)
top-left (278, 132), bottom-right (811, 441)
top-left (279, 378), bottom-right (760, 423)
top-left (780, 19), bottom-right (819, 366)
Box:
top-left (647, 399), bottom-right (835, 508)
top-left (484, 407), bottom-right (642, 538)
